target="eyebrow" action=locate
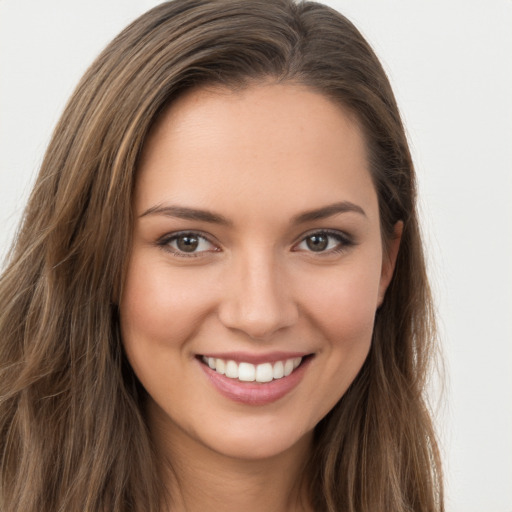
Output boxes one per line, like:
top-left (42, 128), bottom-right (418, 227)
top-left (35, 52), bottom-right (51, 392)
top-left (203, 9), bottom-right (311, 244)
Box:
top-left (139, 204), bottom-right (232, 225)
top-left (139, 200), bottom-right (366, 225)
top-left (292, 201), bottom-right (367, 223)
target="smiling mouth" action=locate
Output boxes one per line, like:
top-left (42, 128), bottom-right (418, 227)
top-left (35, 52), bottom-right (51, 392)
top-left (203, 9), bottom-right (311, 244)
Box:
top-left (199, 355), bottom-right (309, 383)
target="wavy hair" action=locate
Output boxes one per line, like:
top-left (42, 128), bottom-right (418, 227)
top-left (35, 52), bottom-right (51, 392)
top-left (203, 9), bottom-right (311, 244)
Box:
top-left (0, 1), bottom-right (443, 510)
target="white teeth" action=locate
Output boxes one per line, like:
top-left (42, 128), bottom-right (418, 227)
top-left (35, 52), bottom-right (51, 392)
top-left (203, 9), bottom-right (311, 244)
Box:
top-left (256, 363), bottom-right (273, 383)
top-left (225, 360), bottom-right (239, 378)
top-left (238, 362), bottom-right (256, 382)
top-left (273, 361), bottom-right (284, 379)
top-left (283, 359), bottom-right (294, 376)
top-left (202, 356), bottom-right (303, 382)
top-left (215, 358), bottom-right (225, 375)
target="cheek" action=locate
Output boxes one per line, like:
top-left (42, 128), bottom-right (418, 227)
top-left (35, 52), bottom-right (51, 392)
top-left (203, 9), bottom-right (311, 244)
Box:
top-left (119, 256), bottom-right (220, 410)
top-left (298, 258), bottom-right (382, 344)
top-left (296, 255), bottom-right (381, 405)
top-left (120, 254), bottom-right (216, 351)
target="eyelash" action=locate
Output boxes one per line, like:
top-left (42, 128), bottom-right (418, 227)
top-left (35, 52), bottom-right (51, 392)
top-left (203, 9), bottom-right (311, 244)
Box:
top-left (157, 231), bottom-right (217, 258)
top-left (293, 229), bottom-right (354, 255)
top-left (156, 229), bottom-right (354, 258)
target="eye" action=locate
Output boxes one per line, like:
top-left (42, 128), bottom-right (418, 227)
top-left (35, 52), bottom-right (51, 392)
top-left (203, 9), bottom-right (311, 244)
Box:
top-left (159, 232), bottom-right (218, 256)
top-left (294, 230), bottom-right (352, 254)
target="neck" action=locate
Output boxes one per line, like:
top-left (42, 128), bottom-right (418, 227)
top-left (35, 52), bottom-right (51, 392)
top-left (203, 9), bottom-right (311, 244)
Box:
top-left (148, 403), bottom-right (313, 512)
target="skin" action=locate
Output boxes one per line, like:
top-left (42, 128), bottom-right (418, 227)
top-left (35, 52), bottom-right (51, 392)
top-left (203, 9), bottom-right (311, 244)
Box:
top-left (120, 82), bottom-right (401, 512)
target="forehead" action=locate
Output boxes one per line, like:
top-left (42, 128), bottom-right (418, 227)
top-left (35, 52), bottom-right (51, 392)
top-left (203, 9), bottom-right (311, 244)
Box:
top-left (135, 83), bottom-right (378, 224)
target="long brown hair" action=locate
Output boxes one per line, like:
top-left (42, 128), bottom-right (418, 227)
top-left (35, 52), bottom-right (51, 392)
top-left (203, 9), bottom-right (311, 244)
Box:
top-left (0, 1), bottom-right (443, 510)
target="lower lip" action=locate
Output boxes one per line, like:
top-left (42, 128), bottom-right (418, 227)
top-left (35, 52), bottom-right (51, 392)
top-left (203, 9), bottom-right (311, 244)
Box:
top-left (198, 357), bottom-right (312, 406)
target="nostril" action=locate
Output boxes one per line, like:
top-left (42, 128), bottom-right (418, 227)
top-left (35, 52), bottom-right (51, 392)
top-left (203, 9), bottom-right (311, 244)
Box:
top-left (215, 260), bottom-right (299, 340)
top-left (217, 301), bottom-right (299, 341)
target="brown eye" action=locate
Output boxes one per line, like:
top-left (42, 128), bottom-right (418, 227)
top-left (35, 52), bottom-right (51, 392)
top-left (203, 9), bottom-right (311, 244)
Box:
top-left (306, 234), bottom-right (328, 252)
top-left (160, 232), bottom-right (217, 256)
top-left (295, 230), bottom-right (352, 255)
top-left (176, 234), bottom-right (199, 252)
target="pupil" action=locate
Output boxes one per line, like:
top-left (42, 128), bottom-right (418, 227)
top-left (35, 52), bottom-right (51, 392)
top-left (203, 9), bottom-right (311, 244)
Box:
top-left (306, 234), bottom-right (328, 251)
top-left (177, 235), bottom-right (199, 252)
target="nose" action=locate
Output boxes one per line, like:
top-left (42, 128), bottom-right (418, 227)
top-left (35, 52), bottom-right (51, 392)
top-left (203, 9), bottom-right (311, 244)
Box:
top-left (217, 252), bottom-right (298, 341)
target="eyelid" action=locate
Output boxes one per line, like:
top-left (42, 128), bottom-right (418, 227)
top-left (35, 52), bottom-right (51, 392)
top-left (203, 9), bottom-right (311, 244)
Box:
top-left (156, 228), bottom-right (353, 257)
top-left (292, 229), bottom-right (354, 254)
top-left (157, 230), bottom-right (220, 257)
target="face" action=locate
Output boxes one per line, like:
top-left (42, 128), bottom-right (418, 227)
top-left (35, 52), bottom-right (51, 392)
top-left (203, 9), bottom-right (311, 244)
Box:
top-left (120, 83), bottom-right (399, 462)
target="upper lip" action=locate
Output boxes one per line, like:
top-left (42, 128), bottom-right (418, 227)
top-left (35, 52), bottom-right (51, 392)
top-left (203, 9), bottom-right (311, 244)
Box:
top-left (198, 351), bottom-right (311, 365)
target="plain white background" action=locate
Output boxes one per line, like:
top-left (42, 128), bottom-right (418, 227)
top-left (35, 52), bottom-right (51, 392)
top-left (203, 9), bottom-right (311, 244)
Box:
top-left (1, 1), bottom-right (511, 510)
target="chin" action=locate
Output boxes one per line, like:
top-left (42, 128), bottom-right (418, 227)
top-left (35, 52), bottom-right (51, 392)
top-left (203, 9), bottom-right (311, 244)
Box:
top-left (202, 424), bottom-right (313, 462)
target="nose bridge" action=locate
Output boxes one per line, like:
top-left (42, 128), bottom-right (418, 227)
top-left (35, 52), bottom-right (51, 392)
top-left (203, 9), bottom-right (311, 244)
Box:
top-left (218, 246), bottom-right (297, 340)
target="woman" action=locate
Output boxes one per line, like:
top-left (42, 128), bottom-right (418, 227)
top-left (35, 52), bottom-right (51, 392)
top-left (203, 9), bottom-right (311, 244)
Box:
top-left (0, 1), bottom-right (443, 510)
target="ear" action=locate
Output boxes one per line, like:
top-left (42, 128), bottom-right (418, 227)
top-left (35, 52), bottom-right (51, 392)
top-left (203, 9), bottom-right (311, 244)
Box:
top-left (377, 221), bottom-right (403, 307)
